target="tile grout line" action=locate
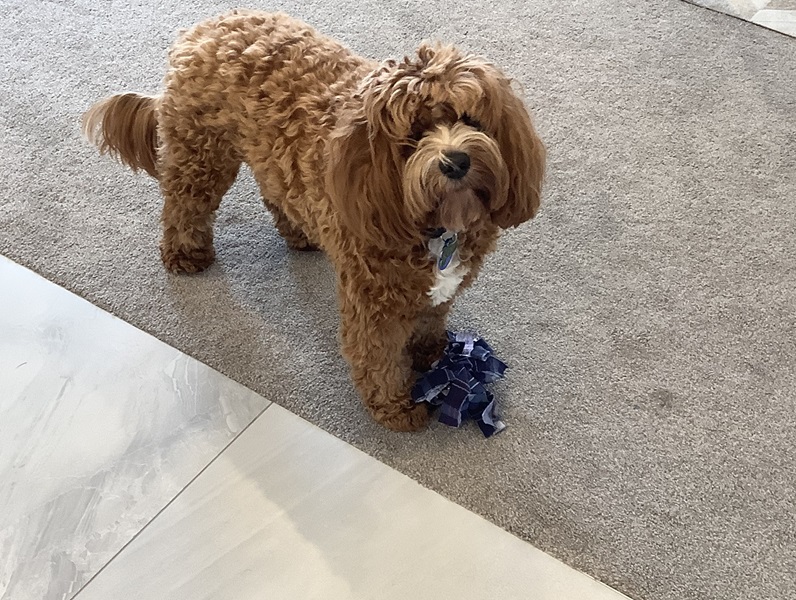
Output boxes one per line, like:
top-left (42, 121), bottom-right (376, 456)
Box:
top-left (69, 401), bottom-right (277, 600)
top-left (679, 0), bottom-right (796, 38)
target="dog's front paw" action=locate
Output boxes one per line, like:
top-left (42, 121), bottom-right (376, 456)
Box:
top-left (160, 245), bottom-right (216, 274)
top-left (371, 402), bottom-right (430, 432)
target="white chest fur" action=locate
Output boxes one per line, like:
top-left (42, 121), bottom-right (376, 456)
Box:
top-left (427, 231), bottom-right (470, 306)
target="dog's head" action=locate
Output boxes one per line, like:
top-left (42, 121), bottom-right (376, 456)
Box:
top-left (327, 44), bottom-right (545, 247)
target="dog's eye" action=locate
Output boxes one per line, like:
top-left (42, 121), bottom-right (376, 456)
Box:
top-left (461, 113), bottom-right (483, 130)
top-left (409, 121), bottom-right (427, 142)
top-left (400, 141), bottom-right (417, 159)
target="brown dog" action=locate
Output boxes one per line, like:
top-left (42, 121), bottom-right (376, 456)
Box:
top-left (82, 10), bottom-right (545, 432)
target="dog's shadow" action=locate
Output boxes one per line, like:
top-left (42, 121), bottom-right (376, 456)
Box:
top-left (161, 175), bottom-right (366, 429)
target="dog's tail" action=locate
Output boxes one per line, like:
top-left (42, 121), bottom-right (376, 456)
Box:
top-left (81, 93), bottom-right (159, 178)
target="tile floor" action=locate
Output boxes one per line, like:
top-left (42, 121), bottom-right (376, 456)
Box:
top-left (685, 0), bottom-right (796, 36)
top-left (0, 255), bottom-right (630, 600)
top-left (0, 256), bottom-right (269, 599)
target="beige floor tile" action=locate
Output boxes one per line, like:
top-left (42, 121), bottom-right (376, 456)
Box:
top-left (750, 8), bottom-right (796, 34)
top-left (75, 405), bottom-right (631, 600)
top-left (0, 257), bottom-right (269, 600)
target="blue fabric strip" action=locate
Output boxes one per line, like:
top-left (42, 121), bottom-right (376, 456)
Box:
top-left (412, 331), bottom-right (508, 438)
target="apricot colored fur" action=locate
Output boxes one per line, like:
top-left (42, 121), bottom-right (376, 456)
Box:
top-left (82, 10), bottom-right (545, 431)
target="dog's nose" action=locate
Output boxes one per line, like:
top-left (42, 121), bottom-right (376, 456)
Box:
top-left (439, 151), bottom-right (471, 180)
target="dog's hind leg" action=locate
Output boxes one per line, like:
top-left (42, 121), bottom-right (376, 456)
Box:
top-left (158, 128), bottom-right (241, 273)
top-left (260, 198), bottom-right (319, 251)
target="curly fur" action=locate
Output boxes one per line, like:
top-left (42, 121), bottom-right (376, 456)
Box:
top-left (82, 10), bottom-right (545, 431)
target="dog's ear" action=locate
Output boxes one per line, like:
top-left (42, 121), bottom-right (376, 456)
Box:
top-left (485, 78), bottom-right (546, 229)
top-left (325, 97), bottom-right (418, 248)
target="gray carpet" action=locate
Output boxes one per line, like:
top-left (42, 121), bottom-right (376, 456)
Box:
top-left (2, 1), bottom-right (795, 598)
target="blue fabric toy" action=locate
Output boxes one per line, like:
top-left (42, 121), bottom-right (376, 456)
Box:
top-left (412, 331), bottom-right (508, 437)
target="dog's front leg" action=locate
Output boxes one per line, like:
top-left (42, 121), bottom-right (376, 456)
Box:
top-left (409, 302), bottom-right (452, 372)
top-left (338, 289), bottom-right (430, 432)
